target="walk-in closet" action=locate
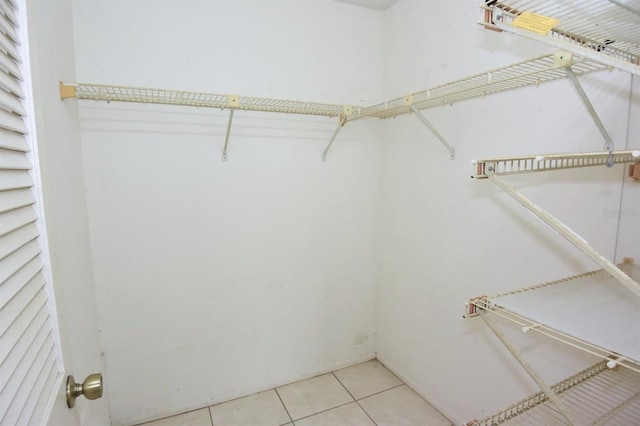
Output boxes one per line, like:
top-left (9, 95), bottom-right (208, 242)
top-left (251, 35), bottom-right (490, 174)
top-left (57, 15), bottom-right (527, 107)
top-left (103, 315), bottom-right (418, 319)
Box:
top-left (1, 0), bottom-right (639, 425)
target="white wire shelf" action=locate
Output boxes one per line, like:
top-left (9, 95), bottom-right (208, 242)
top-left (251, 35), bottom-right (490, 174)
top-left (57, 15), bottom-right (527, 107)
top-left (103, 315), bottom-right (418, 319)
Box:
top-left (351, 53), bottom-right (608, 120)
top-left (58, 52), bottom-right (611, 160)
top-left (481, 0), bottom-right (640, 76)
top-left (59, 82), bottom-right (355, 118)
top-left (472, 150), bottom-right (640, 178)
top-left (465, 262), bottom-right (640, 374)
top-left (466, 361), bottom-right (640, 425)
top-left (60, 53), bottom-right (608, 123)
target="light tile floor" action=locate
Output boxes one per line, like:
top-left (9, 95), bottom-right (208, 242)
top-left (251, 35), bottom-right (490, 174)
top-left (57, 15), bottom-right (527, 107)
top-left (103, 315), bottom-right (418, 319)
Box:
top-left (139, 359), bottom-right (453, 426)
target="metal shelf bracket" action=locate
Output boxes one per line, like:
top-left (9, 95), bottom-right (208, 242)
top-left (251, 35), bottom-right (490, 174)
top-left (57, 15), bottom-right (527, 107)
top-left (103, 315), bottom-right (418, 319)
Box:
top-left (556, 55), bottom-right (616, 161)
top-left (488, 174), bottom-right (640, 298)
top-left (409, 103), bottom-right (455, 160)
top-left (479, 310), bottom-right (577, 425)
top-left (221, 110), bottom-right (234, 162)
top-left (322, 115), bottom-right (347, 162)
top-left (59, 81), bottom-right (76, 100)
top-left (221, 95), bottom-right (239, 162)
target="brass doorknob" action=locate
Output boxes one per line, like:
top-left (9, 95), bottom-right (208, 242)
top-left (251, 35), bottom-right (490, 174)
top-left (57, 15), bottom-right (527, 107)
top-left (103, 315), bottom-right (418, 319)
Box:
top-left (66, 373), bottom-right (103, 408)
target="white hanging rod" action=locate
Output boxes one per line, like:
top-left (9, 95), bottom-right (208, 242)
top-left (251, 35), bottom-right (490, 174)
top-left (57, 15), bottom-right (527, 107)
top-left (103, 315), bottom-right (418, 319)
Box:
top-left (480, 0), bottom-right (640, 77)
top-left (472, 149), bottom-right (640, 178)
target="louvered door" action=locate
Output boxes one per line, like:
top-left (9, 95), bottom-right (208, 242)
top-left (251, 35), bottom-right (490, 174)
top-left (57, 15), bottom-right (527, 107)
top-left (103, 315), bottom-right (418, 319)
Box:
top-left (0, 0), bottom-right (64, 424)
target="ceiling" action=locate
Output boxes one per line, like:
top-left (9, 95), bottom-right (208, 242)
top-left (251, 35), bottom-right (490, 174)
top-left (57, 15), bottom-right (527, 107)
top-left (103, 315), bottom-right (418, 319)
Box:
top-left (334, 0), bottom-right (399, 11)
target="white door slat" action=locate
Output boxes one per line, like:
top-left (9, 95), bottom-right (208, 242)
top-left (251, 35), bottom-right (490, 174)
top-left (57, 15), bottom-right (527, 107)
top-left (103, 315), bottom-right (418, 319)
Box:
top-left (26, 361), bottom-right (59, 426)
top-left (0, 188), bottom-right (35, 214)
top-left (0, 206), bottom-right (37, 238)
top-left (0, 239), bottom-right (41, 285)
top-left (0, 11), bottom-right (19, 45)
top-left (0, 68), bottom-right (24, 98)
top-left (0, 128), bottom-right (28, 151)
top-left (0, 254), bottom-right (43, 306)
top-left (0, 49), bottom-right (22, 80)
top-left (0, 223), bottom-right (37, 261)
top-left (0, 27), bottom-right (20, 63)
top-left (0, 272), bottom-right (46, 337)
top-left (19, 354), bottom-right (57, 426)
top-left (0, 1), bottom-right (19, 28)
top-left (0, 333), bottom-right (54, 425)
top-left (0, 302), bottom-right (48, 391)
top-left (0, 148), bottom-right (30, 169)
top-left (0, 169), bottom-right (32, 191)
top-left (0, 298), bottom-right (49, 394)
top-left (0, 277), bottom-right (45, 358)
top-left (4, 345), bottom-right (56, 426)
top-left (0, 86), bottom-right (25, 115)
top-left (0, 107), bottom-right (26, 133)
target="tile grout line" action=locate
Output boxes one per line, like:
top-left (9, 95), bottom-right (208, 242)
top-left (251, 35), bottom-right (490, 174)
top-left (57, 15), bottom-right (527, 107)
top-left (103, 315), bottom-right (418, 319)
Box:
top-left (207, 405), bottom-right (215, 426)
top-left (354, 399), bottom-right (378, 426)
top-left (288, 400), bottom-right (357, 424)
top-left (398, 382), bottom-right (455, 425)
top-left (274, 387), bottom-right (295, 425)
top-left (331, 372), bottom-right (378, 426)
top-left (331, 372), bottom-right (357, 401)
top-left (357, 382), bottom-right (405, 401)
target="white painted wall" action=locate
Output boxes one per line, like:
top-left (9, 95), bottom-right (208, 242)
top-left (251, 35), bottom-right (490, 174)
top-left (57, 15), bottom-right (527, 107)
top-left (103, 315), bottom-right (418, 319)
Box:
top-left (37, 1), bottom-right (634, 424)
top-left (377, 1), bottom-right (635, 423)
top-left (616, 77), bottom-right (640, 262)
top-left (71, 1), bottom-right (383, 424)
top-left (25, 0), bottom-right (110, 425)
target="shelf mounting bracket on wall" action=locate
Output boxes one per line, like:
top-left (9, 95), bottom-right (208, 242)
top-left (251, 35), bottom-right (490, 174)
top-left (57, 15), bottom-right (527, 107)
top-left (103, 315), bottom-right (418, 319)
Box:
top-left (407, 95), bottom-right (455, 159)
top-left (322, 114), bottom-right (348, 162)
top-left (221, 95), bottom-right (239, 162)
top-left (554, 51), bottom-right (616, 165)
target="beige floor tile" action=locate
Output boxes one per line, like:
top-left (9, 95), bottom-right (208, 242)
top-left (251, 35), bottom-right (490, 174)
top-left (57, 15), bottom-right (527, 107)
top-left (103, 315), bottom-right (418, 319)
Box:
top-left (293, 402), bottom-right (375, 426)
top-left (333, 360), bottom-right (403, 399)
top-left (209, 389), bottom-right (291, 426)
top-left (138, 408), bottom-right (212, 426)
top-left (359, 385), bottom-right (451, 426)
top-left (276, 373), bottom-right (354, 420)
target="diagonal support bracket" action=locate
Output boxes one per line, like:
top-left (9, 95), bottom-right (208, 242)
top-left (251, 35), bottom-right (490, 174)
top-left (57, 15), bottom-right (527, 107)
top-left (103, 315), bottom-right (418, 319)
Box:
top-left (478, 310), bottom-right (577, 425)
top-left (561, 59), bottom-right (615, 164)
top-left (221, 95), bottom-right (239, 162)
top-left (488, 174), bottom-right (640, 298)
top-left (221, 109), bottom-right (234, 162)
top-left (322, 115), bottom-right (347, 162)
top-left (409, 104), bottom-right (455, 160)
